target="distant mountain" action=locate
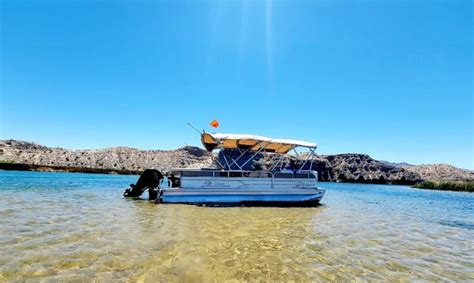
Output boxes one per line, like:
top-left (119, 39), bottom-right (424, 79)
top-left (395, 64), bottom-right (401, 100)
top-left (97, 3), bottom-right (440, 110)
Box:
top-left (402, 164), bottom-right (473, 182)
top-left (1, 139), bottom-right (472, 184)
top-left (380, 160), bottom-right (473, 181)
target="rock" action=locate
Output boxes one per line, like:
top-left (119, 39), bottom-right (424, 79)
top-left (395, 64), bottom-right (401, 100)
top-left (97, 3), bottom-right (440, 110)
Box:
top-left (402, 164), bottom-right (473, 181)
top-left (257, 153), bottom-right (421, 185)
top-left (0, 140), bottom-right (213, 174)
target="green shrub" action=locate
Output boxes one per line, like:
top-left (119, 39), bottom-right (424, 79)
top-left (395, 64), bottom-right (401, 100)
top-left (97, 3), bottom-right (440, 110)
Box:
top-left (413, 180), bottom-right (474, 192)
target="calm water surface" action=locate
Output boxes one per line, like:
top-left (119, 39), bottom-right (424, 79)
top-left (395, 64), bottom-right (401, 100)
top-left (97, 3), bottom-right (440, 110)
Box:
top-left (0, 171), bottom-right (473, 282)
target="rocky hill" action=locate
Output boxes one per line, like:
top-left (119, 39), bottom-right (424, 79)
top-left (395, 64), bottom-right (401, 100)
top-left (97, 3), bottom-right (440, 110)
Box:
top-left (402, 164), bottom-right (473, 181)
top-left (258, 152), bottom-right (421, 185)
top-left (0, 140), bottom-right (213, 173)
top-left (0, 140), bottom-right (472, 185)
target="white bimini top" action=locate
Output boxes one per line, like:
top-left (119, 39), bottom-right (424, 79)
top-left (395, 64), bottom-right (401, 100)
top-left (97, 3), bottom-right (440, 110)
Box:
top-left (201, 133), bottom-right (317, 154)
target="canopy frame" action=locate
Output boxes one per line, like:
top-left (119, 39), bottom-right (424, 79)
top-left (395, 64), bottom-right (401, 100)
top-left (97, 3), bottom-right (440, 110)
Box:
top-left (202, 132), bottom-right (318, 172)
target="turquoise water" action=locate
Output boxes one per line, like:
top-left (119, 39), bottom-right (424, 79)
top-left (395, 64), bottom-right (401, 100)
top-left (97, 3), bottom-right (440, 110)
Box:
top-left (0, 170), bottom-right (473, 281)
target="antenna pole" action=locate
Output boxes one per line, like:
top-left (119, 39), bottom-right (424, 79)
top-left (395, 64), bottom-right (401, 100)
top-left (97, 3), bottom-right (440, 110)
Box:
top-left (187, 122), bottom-right (203, 134)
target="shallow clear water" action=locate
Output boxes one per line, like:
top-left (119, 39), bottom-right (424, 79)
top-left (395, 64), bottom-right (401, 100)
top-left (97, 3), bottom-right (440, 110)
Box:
top-left (0, 171), bottom-right (473, 281)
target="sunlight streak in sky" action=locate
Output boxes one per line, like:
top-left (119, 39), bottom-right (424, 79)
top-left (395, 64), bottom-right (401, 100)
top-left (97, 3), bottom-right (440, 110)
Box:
top-left (205, 1), bottom-right (223, 69)
top-left (239, 0), bottom-right (249, 59)
top-left (265, 0), bottom-right (274, 88)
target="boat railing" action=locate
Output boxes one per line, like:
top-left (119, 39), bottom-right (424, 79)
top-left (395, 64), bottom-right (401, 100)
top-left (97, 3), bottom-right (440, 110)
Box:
top-left (178, 169), bottom-right (318, 180)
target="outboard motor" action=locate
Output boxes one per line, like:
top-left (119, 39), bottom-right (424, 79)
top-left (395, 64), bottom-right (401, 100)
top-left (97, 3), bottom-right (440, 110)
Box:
top-left (123, 169), bottom-right (164, 200)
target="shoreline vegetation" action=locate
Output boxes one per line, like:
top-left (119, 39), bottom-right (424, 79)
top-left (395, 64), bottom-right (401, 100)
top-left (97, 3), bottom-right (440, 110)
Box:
top-left (413, 180), bottom-right (474, 192)
top-left (0, 161), bottom-right (140, 175)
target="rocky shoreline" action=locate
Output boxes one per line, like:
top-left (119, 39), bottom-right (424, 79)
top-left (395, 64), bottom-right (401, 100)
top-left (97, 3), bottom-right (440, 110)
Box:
top-left (0, 162), bottom-right (141, 175)
top-left (1, 140), bottom-right (472, 185)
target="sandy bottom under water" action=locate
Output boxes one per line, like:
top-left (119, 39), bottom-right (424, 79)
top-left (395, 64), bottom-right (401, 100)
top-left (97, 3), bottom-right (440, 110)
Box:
top-left (0, 171), bottom-right (473, 282)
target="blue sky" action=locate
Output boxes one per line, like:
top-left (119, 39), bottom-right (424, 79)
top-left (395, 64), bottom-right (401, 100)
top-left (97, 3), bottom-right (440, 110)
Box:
top-left (1, 0), bottom-right (472, 169)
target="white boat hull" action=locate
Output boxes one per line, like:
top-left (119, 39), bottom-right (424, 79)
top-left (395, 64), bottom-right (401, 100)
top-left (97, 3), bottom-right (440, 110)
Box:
top-left (161, 188), bottom-right (325, 205)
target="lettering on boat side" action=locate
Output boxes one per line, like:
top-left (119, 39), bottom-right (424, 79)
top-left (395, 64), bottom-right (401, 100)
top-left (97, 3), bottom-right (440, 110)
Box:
top-left (202, 180), bottom-right (232, 188)
top-left (295, 183), bottom-right (313, 189)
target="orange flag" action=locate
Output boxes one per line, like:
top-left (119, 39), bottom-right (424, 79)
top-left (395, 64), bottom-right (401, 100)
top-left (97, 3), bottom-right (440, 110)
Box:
top-left (210, 119), bottom-right (219, 128)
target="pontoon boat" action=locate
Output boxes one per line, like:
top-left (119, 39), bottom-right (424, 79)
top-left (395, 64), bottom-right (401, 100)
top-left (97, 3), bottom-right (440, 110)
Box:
top-left (124, 133), bottom-right (325, 206)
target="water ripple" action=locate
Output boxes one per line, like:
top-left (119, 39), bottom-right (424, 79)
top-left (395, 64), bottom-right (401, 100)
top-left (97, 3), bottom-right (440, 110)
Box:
top-left (0, 171), bottom-right (473, 281)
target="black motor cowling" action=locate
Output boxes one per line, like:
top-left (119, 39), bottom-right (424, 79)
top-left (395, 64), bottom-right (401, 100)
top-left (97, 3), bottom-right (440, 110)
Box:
top-left (123, 169), bottom-right (164, 199)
